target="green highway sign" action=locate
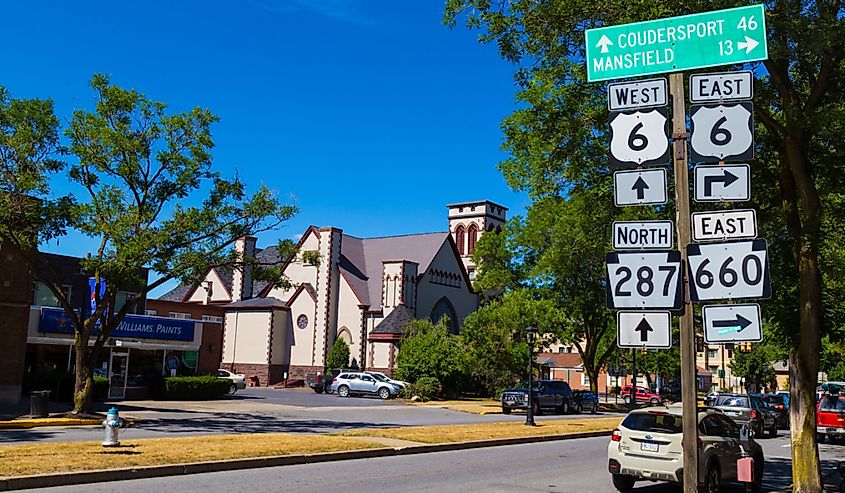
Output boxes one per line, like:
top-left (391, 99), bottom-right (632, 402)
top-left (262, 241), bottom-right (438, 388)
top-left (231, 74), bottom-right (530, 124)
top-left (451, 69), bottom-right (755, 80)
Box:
top-left (585, 4), bottom-right (768, 82)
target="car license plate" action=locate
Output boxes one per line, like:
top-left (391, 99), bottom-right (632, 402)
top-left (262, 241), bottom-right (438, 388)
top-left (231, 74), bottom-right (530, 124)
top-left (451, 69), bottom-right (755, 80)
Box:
top-left (827, 427), bottom-right (844, 433)
top-left (641, 442), bottom-right (659, 452)
top-left (724, 411), bottom-right (740, 416)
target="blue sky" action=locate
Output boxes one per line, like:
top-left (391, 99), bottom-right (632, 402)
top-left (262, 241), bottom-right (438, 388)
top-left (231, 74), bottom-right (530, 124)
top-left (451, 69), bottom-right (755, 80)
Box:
top-left (2, 0), bottom-right (526, 297)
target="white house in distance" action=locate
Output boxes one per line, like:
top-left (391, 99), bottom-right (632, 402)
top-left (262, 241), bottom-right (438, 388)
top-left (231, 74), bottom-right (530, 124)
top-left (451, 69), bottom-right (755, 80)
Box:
top-left (159, 200), bottom-right (507, 385)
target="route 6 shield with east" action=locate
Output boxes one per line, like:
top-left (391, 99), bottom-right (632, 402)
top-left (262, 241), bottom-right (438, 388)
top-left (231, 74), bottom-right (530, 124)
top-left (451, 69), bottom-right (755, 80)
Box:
top-left (689, 103), bottom-right (754, 163)
top-left (608, 108), bottom-right (670, 168)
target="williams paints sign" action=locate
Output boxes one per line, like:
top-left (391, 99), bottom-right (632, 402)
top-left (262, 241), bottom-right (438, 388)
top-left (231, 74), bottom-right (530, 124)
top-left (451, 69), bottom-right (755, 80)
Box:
top-left (39, 307), bottom-right (196, 342)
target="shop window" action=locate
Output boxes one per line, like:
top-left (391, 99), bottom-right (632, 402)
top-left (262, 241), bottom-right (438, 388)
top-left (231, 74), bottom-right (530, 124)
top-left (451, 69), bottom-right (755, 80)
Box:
top-left (32, 281), bottom-right (72, 307)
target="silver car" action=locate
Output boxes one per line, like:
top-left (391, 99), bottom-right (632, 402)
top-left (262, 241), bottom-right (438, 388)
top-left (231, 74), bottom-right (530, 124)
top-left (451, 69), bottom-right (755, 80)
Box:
top-left (365, 371), bottom-right (408, 388)
top-left (217, 369), bottom-right (246, 394)
top-left (330, 372), bottom-right (400, 399)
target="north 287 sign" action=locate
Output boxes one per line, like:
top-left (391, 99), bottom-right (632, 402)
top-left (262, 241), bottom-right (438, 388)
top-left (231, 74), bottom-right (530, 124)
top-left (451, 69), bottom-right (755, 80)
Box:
top-left (606, 251), bottom-right (683, 310)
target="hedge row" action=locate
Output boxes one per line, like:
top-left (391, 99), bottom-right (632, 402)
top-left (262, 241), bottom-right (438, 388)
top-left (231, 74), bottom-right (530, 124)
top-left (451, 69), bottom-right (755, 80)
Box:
top-left (156, 376), bottom-right (232, 400)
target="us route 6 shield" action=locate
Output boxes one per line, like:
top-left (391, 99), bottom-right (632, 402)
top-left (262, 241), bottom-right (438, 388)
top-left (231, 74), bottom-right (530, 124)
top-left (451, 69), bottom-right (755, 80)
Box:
top-left (689, 103), bottom-right (754, 163)
top-left (609, 108), bottom-right (670, 168)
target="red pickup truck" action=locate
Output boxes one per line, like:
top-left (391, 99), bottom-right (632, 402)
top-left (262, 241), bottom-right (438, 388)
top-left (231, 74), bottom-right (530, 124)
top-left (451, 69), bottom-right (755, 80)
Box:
top-left (621, 385), bottom-right (663, 404)
top-left (817, 393), bottom-right (845, 443)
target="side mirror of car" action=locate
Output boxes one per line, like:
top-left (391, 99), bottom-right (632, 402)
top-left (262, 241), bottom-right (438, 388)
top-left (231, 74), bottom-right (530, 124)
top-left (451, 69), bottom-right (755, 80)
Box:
top-left (740, 424), bottom-right (752, 442)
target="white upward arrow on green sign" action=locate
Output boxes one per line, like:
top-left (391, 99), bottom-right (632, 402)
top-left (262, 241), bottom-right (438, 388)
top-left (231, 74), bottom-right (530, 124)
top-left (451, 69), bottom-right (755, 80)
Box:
top-left (585, 4), bottom-right (768, 82)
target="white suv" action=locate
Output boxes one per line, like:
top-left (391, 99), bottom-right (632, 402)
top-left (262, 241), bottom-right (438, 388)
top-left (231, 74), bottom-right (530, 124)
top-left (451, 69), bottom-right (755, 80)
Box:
top-left (607, 405), bottom-right (764, 492)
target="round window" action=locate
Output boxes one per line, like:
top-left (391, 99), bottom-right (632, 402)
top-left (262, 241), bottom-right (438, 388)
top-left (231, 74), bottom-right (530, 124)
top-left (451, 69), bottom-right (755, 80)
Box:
top-left (297, 314), bottom-right (308, 329)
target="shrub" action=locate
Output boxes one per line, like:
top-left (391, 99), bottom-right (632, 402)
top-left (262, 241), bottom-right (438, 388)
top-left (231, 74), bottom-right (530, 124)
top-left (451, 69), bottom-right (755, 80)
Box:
top-left (326, 338), bottom-right (350, 369)
top-left (401, 376), bottom-right (442, 402)
top-left (92, 376), bottom-right (109, 401)
top-left (395, 319), bottom-right (466, 397)
top-left (156, 376), bottom-right (231, 400)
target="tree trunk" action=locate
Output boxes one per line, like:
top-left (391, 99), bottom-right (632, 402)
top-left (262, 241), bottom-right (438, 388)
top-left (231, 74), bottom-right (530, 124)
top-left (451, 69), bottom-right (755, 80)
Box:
top-left (587, 367), bottom-right (600, 396)
top-left (72, 338), bottom-right (94, 415)
top-left (789, 240), bottom-right (824, 493)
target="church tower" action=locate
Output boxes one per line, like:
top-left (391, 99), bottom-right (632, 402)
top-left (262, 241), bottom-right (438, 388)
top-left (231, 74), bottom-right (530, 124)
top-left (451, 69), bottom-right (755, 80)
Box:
top-left (447, 200), bottom-right (507, 281)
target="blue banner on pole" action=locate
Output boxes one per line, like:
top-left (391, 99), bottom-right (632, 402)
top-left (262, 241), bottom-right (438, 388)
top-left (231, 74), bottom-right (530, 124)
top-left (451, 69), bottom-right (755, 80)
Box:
top-left (40, 307), bottom-right (196, 342)
top-left (88, 277), bottom-right (106, 317)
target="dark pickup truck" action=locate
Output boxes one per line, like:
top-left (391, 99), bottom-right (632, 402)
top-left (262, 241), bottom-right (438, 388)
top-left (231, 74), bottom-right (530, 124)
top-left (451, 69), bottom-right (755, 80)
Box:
top-left (306, 368), bottom-right (346, 394)
top-left (501, 380), bottom-right (573, 415)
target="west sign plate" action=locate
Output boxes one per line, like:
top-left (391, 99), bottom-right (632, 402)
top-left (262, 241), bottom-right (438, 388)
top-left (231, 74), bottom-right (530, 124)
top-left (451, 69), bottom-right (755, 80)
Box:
top-left (692, 209), bottom-right (757, 242)
top-left (606, 251), bottom-right (683, 310)
top-left (702, 303), bottom-right (762, 343)
top-left (613, 220), bottom-right (673, 250)
top-left (613, 168), bottom-right (668, 206)
top-left (690, 71), bottom-right (753, 103)
top-left (687, 239), bottom-right (771, 302)
top-left (607, 78), bottom-right (667, 111)
top-left (694, 164), bottom-right (750, 202)
top-left (617, 311), bottom-right (673, 348)
top-left (585, 4), bottom-right (768, 82)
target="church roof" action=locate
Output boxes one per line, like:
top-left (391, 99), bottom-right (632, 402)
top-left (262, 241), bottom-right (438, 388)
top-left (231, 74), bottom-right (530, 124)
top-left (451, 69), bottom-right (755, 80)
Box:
top-left (340, 232), bottom-right (450, 309)
top-left (371, 305), bottom-right (416, 335)
top-left (223, 297), bottom-right (288, 309)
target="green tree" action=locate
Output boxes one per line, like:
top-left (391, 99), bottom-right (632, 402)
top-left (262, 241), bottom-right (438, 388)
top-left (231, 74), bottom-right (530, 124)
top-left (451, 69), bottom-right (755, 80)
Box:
top-left (730, 346), bottom-right (778, 392)
top-left (444, 2), bottom-right (844, 490)
top-left (325, 338), bottom-right (350, 370)
top-left (395, 319), bottom-right (465, 397)
top-left (459, 290), bottom-right (562, 395)
top-left (0, 76), bottom-right (296, 415)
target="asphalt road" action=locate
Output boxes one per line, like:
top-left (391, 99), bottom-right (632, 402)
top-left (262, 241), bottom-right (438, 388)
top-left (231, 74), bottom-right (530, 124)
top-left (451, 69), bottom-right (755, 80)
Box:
top-left (0, 388), bottom-right (611, 445)
top-left (35, 434), bottom-right (845, 493)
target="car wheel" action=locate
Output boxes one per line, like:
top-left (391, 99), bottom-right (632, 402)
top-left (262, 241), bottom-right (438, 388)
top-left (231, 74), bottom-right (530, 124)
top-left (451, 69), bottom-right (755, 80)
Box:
top-left (562, 401), bottom-right (570, 414)
top-left (818, 433), bottom-right (827, 444)
top-left (751, 451), bottom-right (765, 493)
top-left (338, 385), bottom-right (350, 397)
top-left (502, 407), bottom-right (511, 415)
top-left (378, 387), bottom-right (391, 400)
top-left (313, 386), bottom-right (323, 394)
top-left (532, 401), bottom-right (542, 416)
top-left (702, 462), bottom-right (721, 493)
top-left (768, 423), bottom-right (777, 437)
top-left (650, 397), bottom-right (659, 404)
top-left (229, 383), bottom-right (238, 395)
top-left (591, 403), bottom-right (598, 414)
top-left (623, 395), bottom-right (631, 404)
top-left (575, 403), bottom-right (583, 414)
top-left (611, 474), bottom-right (635, 492)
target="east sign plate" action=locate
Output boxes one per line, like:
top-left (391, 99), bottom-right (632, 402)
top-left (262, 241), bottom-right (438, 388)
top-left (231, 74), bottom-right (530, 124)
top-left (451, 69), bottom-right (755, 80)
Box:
top-left (692, 209), bottom-right (757, 242)
top-left (585, 4), bottom-right (768, 82)
top-left (687, 239), bottom-right (771, 302)
top-left (690, 71), bottom-right (753, 103)
top-left (606, 251), bottom-right (683, 310)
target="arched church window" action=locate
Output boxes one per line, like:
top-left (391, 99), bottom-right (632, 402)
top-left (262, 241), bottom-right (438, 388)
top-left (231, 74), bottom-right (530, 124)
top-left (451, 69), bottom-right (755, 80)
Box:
top-left (467, 224), bottom-right (479, 255)
top-left (430, 297), bottom-right (458, 334)
top-left (455, 225), bottom-right (465, 255)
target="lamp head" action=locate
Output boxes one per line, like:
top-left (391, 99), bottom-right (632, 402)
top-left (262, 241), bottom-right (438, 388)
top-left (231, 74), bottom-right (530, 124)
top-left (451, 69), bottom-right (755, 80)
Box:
top-left (525, 325), bottom-right (538, 344)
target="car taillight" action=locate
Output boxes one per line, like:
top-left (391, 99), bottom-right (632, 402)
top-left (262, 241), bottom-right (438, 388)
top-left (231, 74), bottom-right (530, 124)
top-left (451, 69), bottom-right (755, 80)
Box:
top-left (697, 437), bottom-right (703, 449)
top-left (751, 410), bottom-right (757, 419)
top-left (611, 429), bottom-right (622, 442)
top-left (332, 378), bottom-right (337, 382)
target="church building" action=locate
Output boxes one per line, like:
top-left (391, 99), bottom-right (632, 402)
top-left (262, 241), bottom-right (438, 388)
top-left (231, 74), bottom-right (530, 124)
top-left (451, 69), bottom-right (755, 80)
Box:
top-left (159, 200), bottom-right (507, 385)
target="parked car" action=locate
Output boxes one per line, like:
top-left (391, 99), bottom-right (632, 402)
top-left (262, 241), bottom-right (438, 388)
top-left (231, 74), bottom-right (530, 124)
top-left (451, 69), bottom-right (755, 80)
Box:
top-left (501, 380), bottom-right (573, 415)
top-left (572, 390), bottom-right (599, 414)
top-left (329, 371), bottom-right (401, 399)
top-left (620, 385), bottom-right (663, 405)
top-left (306, 368), bottom-right (349, 394)
top-left (817, 393), bottom-right (845, 443)
top-left (608, 405), bottom-right (765, 492)
top-left (365, 371), bottom-right (408, 388)
top-left (711, 394), bottom-right (777, 438)
top-left (762, 393), bottom-right (789, 429)
top-left (216, 369), bottom-right (246, 394)
top-left (704, 391), bottom-right (720, 406)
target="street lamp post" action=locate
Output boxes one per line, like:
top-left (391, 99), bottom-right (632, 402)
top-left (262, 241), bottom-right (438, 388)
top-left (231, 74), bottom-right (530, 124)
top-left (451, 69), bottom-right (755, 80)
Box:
top-left (525, 325), bottom-right (538, 426)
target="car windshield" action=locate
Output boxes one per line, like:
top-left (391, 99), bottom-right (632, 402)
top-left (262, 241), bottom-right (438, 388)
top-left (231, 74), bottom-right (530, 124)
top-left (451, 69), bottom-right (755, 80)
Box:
top-left (820, 395), bottom-right (845, 412)
top-left (512, 382), bottom-right (539, 390)
top-left (622, 412), bottom-right (683, 434)
top-left (369, 373), bottom-right (388, 382)
top-left (764, 395), bottom-right (784, 405)
top-left (714, 396), bottom-right (749, 408)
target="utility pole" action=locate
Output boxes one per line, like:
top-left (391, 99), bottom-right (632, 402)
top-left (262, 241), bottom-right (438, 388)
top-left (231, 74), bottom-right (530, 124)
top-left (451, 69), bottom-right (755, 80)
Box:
top-left (669, 72), bottom-right (699, 493)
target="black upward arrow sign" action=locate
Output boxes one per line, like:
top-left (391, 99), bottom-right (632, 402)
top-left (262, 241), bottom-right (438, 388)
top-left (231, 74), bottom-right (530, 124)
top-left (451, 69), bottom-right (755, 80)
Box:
top-left (634, 318), bottom-right (653, 342)
top-left (632, 176), bottom-right (649, 200)
top-left (703, 169), bottom-right (739, 196)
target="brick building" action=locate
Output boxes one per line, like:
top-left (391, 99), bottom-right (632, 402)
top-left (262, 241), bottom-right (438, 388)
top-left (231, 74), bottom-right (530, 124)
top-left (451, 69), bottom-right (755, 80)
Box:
top-left (0, 243), bottom-right (33, 405)
top-left (144, 299), bottom-right (224, 376)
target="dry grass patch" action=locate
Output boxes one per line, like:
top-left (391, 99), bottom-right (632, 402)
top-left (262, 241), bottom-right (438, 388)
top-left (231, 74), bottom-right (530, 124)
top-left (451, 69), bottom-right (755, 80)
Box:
top-left (336, 417), bottom-right (621, 444)
top-left (0, 434), bottom-right (383, 478)
top-left (409, 398), bottom-right (502, 414)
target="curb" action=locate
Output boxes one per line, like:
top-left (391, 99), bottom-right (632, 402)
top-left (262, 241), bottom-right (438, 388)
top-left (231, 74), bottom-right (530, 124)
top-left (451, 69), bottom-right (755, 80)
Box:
top-left (0, 419), bottom-right (102, 430)
top-left (0, 430), bottom-right (611, 491)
